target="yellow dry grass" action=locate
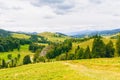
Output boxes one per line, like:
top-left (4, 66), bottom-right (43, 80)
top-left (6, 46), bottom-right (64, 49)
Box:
top-left (12, 33), bottom-right (30, 39)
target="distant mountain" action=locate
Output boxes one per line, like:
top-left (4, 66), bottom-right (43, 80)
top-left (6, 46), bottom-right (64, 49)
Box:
top-left (68, 28), bottom-right (120, 38)
top-left (1, 28), bottom-right (120, 38)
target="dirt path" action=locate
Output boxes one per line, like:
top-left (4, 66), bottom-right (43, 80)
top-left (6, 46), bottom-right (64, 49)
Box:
top-left (63, 61), bottom-right (120, 80)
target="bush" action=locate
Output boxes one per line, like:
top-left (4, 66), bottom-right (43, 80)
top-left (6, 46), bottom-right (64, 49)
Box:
top-left (56, 54), bottom-right (66, 61)
top-left (23, 55), bottom-right (31, 65)
top-left (38, 56), bottom-right (45, 62)
top-left (7, 54), bottom-right (12, 59)
top-left (67, 54), bottom-right (75, 60)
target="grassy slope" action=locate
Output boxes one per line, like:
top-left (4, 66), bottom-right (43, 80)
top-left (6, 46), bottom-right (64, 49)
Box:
top-left (103, 33), bottom-right (120, 38)
top-left (0, 58), bottom-right (120, 80)
top-left (12, 33), bottom-right (30, 39)
top-left (38, 32), bottom-right (70, 42)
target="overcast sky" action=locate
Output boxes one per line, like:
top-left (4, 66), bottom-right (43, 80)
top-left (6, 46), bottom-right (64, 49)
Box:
top-left (0, 0), bottom-right (120, 33)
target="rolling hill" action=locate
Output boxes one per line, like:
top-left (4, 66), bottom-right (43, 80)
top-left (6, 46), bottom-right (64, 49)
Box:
top-left (38, 32), bottom-right (70, 42)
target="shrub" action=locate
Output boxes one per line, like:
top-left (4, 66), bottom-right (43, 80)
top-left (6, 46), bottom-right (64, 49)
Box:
top-left (23, 55), bottom-right (31, 65)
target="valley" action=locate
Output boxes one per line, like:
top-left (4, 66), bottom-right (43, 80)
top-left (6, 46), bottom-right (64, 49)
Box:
top-left (0, 29), bottom-right (120, 80)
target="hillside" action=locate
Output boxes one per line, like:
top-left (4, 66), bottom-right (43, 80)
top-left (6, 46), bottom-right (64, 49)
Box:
top-left (0, 29), bottom-right (11, 37)
top-left (38, 32), bottom-right (70, 42)
top-left (0, 58), bottom-right (120, 80)
top-left (12, 33), bottom-right (31, 39)
top-left (68, 38), bottom-right (117, 55)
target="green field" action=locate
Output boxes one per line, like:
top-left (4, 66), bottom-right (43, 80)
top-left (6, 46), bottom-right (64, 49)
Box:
top-left (0, 58), bottom-right (120, 80)
top-left (0, 45), bottom-right (34, 64)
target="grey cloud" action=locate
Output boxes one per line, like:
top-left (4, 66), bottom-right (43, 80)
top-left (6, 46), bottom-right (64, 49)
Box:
top-left (0, 2), bottom-right (22, 10)
top-left (89, 0), bottom-right (103, 4)
top-left (31, 0), bottom-right (75, 15)
top-left (43, 16), bottom-right (54, 19)
top-left (38, 0), bottom-right (63, 4)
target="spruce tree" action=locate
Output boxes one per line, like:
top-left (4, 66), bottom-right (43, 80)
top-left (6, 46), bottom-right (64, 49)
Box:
top-left (2, 59), bottom-right (6, 68)
top-left (105, 40), bottom-right (115, 57)
top-left (84, 46), bottom-right (91, 59)
top-left (92, 36), bottom-right (106, 58)
top-left (116, 35), bottom-right (120, 56)
top-left (76, 48), bottom-right (84, 59)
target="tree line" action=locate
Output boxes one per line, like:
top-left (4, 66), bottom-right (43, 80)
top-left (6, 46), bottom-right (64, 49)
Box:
top-left (46, 39), bottom-right (72, 59)
top-left (0, 37), bottom-right (20, 52)
top-left (29, 43), bottom-right (45, 53)
top-left (57, 35), bottom-right (120, 60)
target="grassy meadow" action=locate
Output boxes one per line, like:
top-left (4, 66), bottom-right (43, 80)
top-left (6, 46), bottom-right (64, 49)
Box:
top-left (0, 58), bottom-right (120, 80)
top-left (0, 45), bottom-right (34, 64)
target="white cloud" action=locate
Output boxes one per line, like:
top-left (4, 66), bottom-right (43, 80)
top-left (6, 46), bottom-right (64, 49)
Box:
top-left (0, 0), bottom-right (120, 33)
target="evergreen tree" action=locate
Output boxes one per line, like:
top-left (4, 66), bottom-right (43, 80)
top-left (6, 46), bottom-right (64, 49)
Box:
top-left (0, 58), bottom-right (1, 68)
top-left (1, 59), bottom-right (6, 68)
top-left (92, 37), bottom-right (106, 58)
top-left (11, 59), bottom-right (14, 67)
top-left (105, 40), bottom-right (115, 57)
top-left (14, 57), bottom-right (18, 67)
top-left (0, 45), bottom-right (4, 52)
top-left (84, 46), bottom-right (91, 59)
top-left (17, 54), bottom-right (21, 61)
top-left (116, 35), bottom-right (120, 56)
top-left (75, 46), bottom-right (80, 59)
top-left (76, 48), bottom-right (84, 59)
top-left (67, 54), bottom-right (75, 60)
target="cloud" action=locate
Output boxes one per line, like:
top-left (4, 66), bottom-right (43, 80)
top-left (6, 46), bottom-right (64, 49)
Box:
top-left (31, 0), bottom-right (75, 15)
top-left (0, 1), bottom-right (23, 10)
top-left (89, 0), bottom-right (103, 4)
top-left (0, 0), bottom-right (120, 33)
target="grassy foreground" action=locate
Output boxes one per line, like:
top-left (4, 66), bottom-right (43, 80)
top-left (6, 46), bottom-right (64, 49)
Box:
top-left (0, 58), bottom-right (120, 80)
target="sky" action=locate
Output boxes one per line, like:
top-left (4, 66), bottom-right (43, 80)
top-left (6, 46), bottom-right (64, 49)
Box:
top-left (0, 0), bottom-right (120, 33)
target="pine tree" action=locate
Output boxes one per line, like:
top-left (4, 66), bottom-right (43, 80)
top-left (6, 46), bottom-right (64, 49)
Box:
top-left (76, 48), bottom-right (84, 59)
top-left (116, 35), bottom-right (120, 56)
top-left (105, 40), bottom-right (115, 57)
top-left (0, 45), bottom-right (4, 52)
top-left (92, 37), bottom-right (106, 58)
top-left (84, 46), bottom-right (91, 59)
top-left (1, 59), bottom-right (6, 68)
